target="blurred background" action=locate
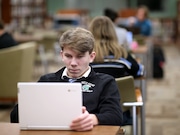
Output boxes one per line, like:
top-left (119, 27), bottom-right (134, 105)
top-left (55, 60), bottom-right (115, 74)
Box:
top-left (0, 0), bottom-right (180, 135)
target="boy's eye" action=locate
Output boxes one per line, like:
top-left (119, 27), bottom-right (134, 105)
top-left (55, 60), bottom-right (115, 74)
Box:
top-left (77, 55), bottom-right (84, 58)
top-left (65, 54), bottom-right (72, 58)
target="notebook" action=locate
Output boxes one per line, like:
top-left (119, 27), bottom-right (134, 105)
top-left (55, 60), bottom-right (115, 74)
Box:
top-left (17, 82), bottom-right (82, 130)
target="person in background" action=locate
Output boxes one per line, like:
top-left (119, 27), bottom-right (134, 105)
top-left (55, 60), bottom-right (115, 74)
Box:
top-left (89, 16), bottom-right (144, 78)
top-left (104, 8), bottom-right (129, 50)
top-left (10, 27), bottom-right (123, 131)
top-left (126, 5), bottom-right (152, 36)
top-left (0, 20), bottom-right (18, 49)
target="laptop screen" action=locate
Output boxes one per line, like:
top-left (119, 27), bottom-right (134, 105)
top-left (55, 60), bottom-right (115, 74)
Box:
top-left (18, 82), bottom-right (82, 130)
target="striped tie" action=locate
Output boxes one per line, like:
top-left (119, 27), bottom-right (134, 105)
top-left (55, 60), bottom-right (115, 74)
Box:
top-left (68, 78), bottom-right (77, 83)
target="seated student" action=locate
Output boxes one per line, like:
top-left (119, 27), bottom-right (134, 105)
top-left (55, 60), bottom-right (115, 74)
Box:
top-left (0, 20), bottom-right (18, 49)
top-left (126, 5), bottom-right (152, 36)
top-left (10, 27), bottom-right (123, 131)
top-left (88, 16), bottom-right (144, 78)
top-left (104, 8), bottom-right (129, 50)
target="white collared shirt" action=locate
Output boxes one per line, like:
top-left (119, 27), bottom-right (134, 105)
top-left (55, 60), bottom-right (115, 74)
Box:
top-left (61, 66), bottom-right (91, 79)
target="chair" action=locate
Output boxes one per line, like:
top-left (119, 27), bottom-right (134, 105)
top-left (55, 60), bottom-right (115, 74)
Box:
top-left (118, 8), bottom-right (137, 18)
top-left (37, 35), bottom-right (58, 52)
top-left (0, 42), bottom-right (37, 103)
top-left (91, 61), bottom-right (144, 135)
top-left (36, 35), bottom-right (58, 74)
top-left (115, 76), bottom-right (143, 135)
top-left (91, 59), bottom-right (130, 78)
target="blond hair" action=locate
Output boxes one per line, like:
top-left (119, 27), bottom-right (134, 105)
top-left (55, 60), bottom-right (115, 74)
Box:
top-left (89, 16), bottom-right (127, 63)
top-left (59, 27), bottom-right (95, 54)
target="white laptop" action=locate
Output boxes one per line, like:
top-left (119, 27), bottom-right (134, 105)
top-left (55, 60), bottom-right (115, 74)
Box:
top-left (17, 82), bottom-right (82, 130)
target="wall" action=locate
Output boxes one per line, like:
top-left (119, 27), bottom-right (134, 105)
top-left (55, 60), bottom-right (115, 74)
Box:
top-left (127, 0), bottom-right (178, 18)
top-left (152, 0), bottom-right (177, 18)
top-left (47, 0), bottom-right (127, 17)
top-left (47, 0), bottom-right (178, 18)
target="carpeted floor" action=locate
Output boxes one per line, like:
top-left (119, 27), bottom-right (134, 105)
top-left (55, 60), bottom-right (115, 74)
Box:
top-left (0, 44), bottom-right (180, 135)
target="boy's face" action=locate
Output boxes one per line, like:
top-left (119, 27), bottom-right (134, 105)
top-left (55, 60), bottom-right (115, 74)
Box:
top-left (136, 8), bottom-right (146, 21)
top-left (61, 46), bottom-right (96, 78)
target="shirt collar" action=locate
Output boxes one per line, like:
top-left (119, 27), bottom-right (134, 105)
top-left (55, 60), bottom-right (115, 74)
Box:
top-left (61, 66), bottom-right (91, 80)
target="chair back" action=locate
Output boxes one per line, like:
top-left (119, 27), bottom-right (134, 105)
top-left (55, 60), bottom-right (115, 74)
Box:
top-left (91, 59), bottom-right (129, 78)
top-left (115, 76), bottom-right (137, 111)
top-left (37, 35), bottom-right (58, 51)
top-left (0, 42), bottom-right (37, 102)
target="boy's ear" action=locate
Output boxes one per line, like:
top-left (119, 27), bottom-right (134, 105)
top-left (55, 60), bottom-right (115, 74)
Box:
top-left (90, 51), bottom-right (96, 63)
top-left (60, 50), bottom-right (63, 55)
top-left (60, 50), bottom-right (64, 61)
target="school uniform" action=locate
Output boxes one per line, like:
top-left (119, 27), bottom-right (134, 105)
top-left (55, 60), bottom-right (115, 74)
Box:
top-left (10, 67), bottom-right (123, 126)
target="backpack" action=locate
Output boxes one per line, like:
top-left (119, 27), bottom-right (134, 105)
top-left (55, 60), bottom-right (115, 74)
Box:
top-left (153, 45), bottom-right (165, 78)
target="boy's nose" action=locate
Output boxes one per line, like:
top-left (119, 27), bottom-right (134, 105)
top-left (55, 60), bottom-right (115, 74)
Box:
top-left (70, 58), bottom-right (78, 65)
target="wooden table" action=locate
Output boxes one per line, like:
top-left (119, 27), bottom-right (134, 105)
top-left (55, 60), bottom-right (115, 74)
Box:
top-left (0, 123), bottom-right (125, 135)
top-left (13, 32), bottom-right (43, 43)
top-left (13, 29), bottom-right (58, 43)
